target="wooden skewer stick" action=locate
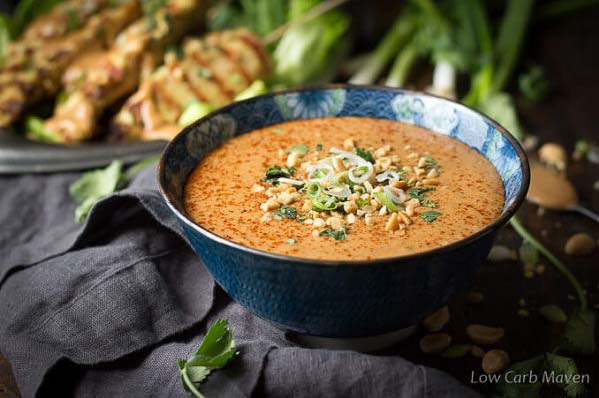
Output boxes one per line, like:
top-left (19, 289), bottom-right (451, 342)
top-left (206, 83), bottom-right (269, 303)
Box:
top-left (262, 0), bottom-right (351, 45)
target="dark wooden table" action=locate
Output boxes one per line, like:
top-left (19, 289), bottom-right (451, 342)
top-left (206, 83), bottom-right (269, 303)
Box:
top-left (1, 5), bottom-right (598, 398)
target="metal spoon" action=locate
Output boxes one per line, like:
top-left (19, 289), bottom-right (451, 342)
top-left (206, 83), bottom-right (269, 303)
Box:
top-left (527, 163), bottom-right (599, 223)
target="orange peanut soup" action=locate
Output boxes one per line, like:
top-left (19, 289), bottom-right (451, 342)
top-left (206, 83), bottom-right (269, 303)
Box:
top-left (185, 117), bottom-right (504, 260)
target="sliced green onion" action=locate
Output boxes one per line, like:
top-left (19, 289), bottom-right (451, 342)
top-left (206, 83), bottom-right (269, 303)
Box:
top-left (306, 181), bottom-right (323, 199)
top-left (330, 147), bottom-right (369, 166)
top-left (278, 177), bottom-right (304, 186)
top-left (375, 170), bottom-right (400, 183)
top-left (384, 185), bottom-right (407, 204)
top-left (325, 183), bottom-right (351, 199)
top-left (373, 191), bottom-right (400, 212)
top-left (333, 171), bottom-right (350, 185)
top-left (312, 196), bottom-right (337, 211)
top-left (289, 144), bottom-right (309, 156)
top-left (178, 100), bottom-right (214, 127)
top-left (348, 163), bottom-right (373, 184)
top-left (308, 163), bottom-right (334, 183)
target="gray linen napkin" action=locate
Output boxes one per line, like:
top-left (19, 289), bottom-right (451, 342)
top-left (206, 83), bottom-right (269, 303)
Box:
top-left (0, 164), bottom-right (478, 398)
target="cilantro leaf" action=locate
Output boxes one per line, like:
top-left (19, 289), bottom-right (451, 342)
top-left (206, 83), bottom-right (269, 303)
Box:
top-left (69, 156), bottom-right (160, 224)
top-left (261, 165), bottom-right (295, 185)
top-left (492, 355), bottom-right (544, 398)
top-left (421, 211), bottom-right (442, 222)
top-left (545, 353), bottom-right (585, 398)
top-left (355, 147), bottom-right (375, 163)
top-left (179, 320), bottom-right (238, 398)
top-left (319, 228), bottom-right (346, 241)
top-left (422, 156), bottom-right (439, 172)
top-left (560, 308), bottom-right (597, 355)
top-left (69, 161), bottom-right (124, 224)
top-left (273, 205), bottom-right (297, 220)
top-left (297, 213), bottom-right (312, 223)
top-left (316, 143), bottom-right (323, 151)
top-left (408, 187), bottom-right (437, 207)
top-left (420, 199), bottom-right (436, 208)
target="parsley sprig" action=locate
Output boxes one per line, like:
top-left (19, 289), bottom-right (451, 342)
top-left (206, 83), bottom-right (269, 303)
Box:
top-left (178, 320), bottom-right (238, 398)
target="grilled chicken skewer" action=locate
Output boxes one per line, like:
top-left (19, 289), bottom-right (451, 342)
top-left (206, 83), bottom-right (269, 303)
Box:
top-left (43, 0), bottom-right (204, 143)
top-left (110, 29), bottom-right (269, 141)
top-left (0, 0), bottom-right (141, 127)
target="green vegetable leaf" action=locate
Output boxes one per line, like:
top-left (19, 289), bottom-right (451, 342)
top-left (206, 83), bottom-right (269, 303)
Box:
top-left (478, 92), bottom-right (525, 141)
top-left (560, 308), bottom-right (597, 355)
top-left (65, 7), bottom-right (81, 32)
top-left (261, 165), bottom-right (294, 185)
top-left (408, 187), bottom-right (435, 200)
top-left (69, 157), bottom-right (159, 224)
top-left (408, 187), bottom-right (436, 207)
top-left (519, 65), bottom-right (549, 102)
top-left (316, 143), bottom-right (323, 151)
top-left (69, 161), bottom-right (123, 224)
top-left (288, 144), bottom-right (309, 156)
top-left (421, 210), bottom-right (442, 222)
top-left (319, 228), bottom-right (346, 241)
top-left (420, 199), bottom-right (436, 208)
top-left (178, 100), bottom-right (214, 127)
top-left (545, 353), bottom-right (585, 398)
top-left (355, 147), bottom-right (375, 164)
top-left (11, 0), bottom-right (63, 38)
top-left (179, 319), bottom-right (238, 398)
top-left (273, 7), bottom-right (350, 86)
top-left (0, 13), bottom-right (10, 67)
top-left (234, 79), bottom-right (267, 101)
top-left (25, 116), bottom-right (61, 143)
top-left (273, 205), bottom-right (297, 220)
top-left (492, 355), bottom-right (545, 398)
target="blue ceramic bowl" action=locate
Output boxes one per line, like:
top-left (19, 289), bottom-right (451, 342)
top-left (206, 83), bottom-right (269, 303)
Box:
top-left (158, 85), bottom-right (529, 338)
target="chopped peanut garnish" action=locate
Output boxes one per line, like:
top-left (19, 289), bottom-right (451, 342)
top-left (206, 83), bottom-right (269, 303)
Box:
top-left (260, 213), bottom-right (273, 223)
top-left (343, 138), bottom-right (354, 150)
top-left (251, 184), bottom-right (265, 193)
top-left (260, 198), bottom-right (279, 212)
top-left (301, 199), bottom-right (312, 212)
top-left (343, 200), bottom-right (358, 214)
top-left (286, 152), bottom-right (301, 168)
top-left (365, 214), bottom-right (375, 226)
top-left (427, 168), bottom-right (439, 178)
top-left (255, 139), bottom-right (443, 241)
top-left (332, 156), bottom-right (346, 172)
top-left (385, 213), bottom-right (400, 231)
top-left (313, 218), bottom-right (325, 227)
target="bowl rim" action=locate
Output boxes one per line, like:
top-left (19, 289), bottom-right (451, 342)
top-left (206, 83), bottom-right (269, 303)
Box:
top-left (157, 84), bottom-right (530, 268)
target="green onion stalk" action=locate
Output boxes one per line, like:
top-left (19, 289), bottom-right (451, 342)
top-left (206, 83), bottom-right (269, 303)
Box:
top-left (454, 0), bottom-right (589, 309)
top-left (349, 14), bottom-right (417, 85)
top-left (510, 216), bottom-right (587, 309)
